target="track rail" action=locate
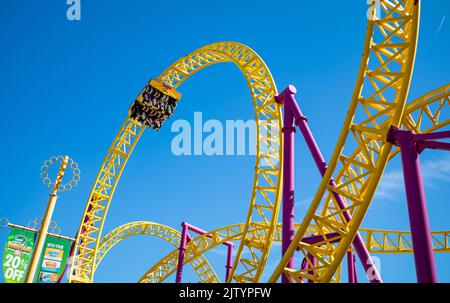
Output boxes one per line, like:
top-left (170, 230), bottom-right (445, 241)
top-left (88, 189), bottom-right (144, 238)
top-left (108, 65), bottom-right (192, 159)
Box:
top-left (71, 81), bottom-right (448, 283)
top-left (69, 42), bottom-right (283, 283)
top-left (269, 0), bottom-right (421, 283)
top-left (400, 83), bottom-right (449, 135)
top-left (359, 229), bottom-right (450, 254)
top-left (139, 223), bottom-right (247, 283)
top-left (92, 221), bottom-right (219, 282)
top-left (66, 0), bottom-right (450, 283)
top-left (137, 222), bottom-right (450, 283)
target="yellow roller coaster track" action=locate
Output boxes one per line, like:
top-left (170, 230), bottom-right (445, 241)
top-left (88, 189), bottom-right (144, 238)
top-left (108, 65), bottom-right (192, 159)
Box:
top-left (92, 221), bottom-right (220, 282)
top-left (79, 82), bottom-right (449, 283)
top-left (82, 84), bottom-right (450, 283)
top-left (69, 42), bottom-right (283, 283)
top-left (269, 0), bottom-right (421, 283)
top-left (137, 222), bottom-right (450, 283)
top-left (139, 223), bottom-right (253, 283)
top-left (397, 83), bottom-right (449, 139)
top-left (68, 0), bottom-right (448, 283)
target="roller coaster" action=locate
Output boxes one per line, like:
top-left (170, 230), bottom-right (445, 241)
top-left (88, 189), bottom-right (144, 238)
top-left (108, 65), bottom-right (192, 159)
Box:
top-left (67, 0), bottom-right (450, 283)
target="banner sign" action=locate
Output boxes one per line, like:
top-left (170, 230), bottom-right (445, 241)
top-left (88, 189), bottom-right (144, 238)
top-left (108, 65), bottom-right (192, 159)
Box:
top-left (35, 235), bottom-right (72, 283)
top-left (2, 227), bottom-right (37, 283)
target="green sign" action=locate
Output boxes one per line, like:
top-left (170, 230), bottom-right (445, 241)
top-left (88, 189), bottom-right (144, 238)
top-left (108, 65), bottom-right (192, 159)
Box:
top-left (2, 227), bottom-right (37, 283)
top-left (35, 235), bottom-right (72, 283)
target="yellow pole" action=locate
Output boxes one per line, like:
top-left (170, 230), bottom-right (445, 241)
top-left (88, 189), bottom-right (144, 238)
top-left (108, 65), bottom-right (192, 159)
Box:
top-left (25, 156), bottom-right (69, 283)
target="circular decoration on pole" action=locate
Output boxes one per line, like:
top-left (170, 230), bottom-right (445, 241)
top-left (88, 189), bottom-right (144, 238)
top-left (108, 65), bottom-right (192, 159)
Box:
top-left (27, 221), bottom-right (37, 229)
top-left (40, 156), bottom-right (81, 192)
top-left (0, 218), bottom-right (9, 229)
top-left (48, 220), bottom-right (61, 235)
top-left (49, 220), bottom-right (57, 228)
top-left (52, 226), bottom-right (61, 235)
top-left (28, 217), bottom-right (42, 229)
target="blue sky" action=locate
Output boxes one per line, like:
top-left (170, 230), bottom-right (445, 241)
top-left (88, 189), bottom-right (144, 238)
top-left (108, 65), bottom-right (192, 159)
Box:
top-left (0, 0), bottom-right (449, 283)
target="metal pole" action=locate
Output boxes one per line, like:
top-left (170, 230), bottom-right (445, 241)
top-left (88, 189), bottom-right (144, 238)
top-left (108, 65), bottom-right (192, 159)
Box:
top-left (352, 253), bottom-right (358, 283)
top-left (182, 222), bottom-right (234, 282)
top-left (388, 127), bottom-right (437, 283)
top-left (300, 257), bottom-right (308, 283)
top-left (225, 244), bottom-right (234, 282)
top-left (277, 85), bottom-right (382, 283)
top-left (175, 222), bottom-right (189, 283)
top-left (25, 156), bottom-right (69, 283)
top-left (347, 251), bottom-right (357, 283)
top-left (307, 254), bottom-right (316, 283)
top-left (276, 90), bottom-right (296, 284)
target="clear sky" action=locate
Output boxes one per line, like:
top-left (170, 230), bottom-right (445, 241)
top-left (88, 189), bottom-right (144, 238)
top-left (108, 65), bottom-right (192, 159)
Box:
top-left (0, 0), bottom-right (449, 283)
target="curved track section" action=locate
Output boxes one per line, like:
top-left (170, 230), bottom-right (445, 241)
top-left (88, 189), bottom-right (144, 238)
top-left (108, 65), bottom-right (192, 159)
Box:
top-left (270, 0), bottom-right (420, 283)
top-left (138, 222), bottom-right (450, 283)
top-left (358, 229), bottom-right (450, 254)
top-left (77, 79), bottom-right (448, 283)
top-left (137, 84), bottom-right (450, 283)
top-left (401, 83), bottom-right (449, 134)
top-left (385, 83), bottom-right (450, 161)
top-left (92, 222), bottom-right (219, 282)
top-left (139, 224), bottom-right (247, 283)
top-left (69, 42), bottom-right (283, 283)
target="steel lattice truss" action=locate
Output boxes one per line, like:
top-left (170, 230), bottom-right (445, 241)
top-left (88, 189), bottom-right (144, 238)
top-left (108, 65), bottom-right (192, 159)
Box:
top-left (270, 0), bottom-right (421, 283)
top-left (139, 224), bottom-right (248, 283)
top-left (70, 42), bottom-right (283, 283)
top-left (73, 82), bottom-right (449, 283)
top-left (88, 221), bottom-right (447, 283)
top-left (359, 229), bottom-right (450, 254)
top-left (401, 84), bottom-right (450, 135)
top-left (70, 119), bottom-right (145, 282)
top-left (68, 0), bottom-right (450, 284)
top-left (92, 221), bottom-right (219, 282)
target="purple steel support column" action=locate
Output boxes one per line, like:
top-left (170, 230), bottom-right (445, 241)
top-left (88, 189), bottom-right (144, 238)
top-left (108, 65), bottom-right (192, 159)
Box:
top-left (417, 141), bottom-right (450, 153)
top-left (299, 257), bottom-right (308, 283)
top-left (307, 254), bottom-right (316, 283)
top-left (414, 130), bottom-right (450, 141)
top-left (347, 251), bottom-right (357, 283)
top-left (182, 222), bottom-right (234, 282)
top-left (57, 240), bottom-right (75, 283)
top-left (225, 244), bottom-right (234, 282)
top-left (66, 204), bottom-right (92, 282)
top-left (175, 222), bottom-right (189, 283)
top-left (277, 85), bottom-right (382, 283)
top-left (387, 127), bottom-right (438, 283)
top-left (276, 89), bottom-right (296, 283)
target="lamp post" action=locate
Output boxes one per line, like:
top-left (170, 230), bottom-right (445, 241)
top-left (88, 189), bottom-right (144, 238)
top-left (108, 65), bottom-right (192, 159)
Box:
top-left (24, 156), bottom-right (80, 283)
